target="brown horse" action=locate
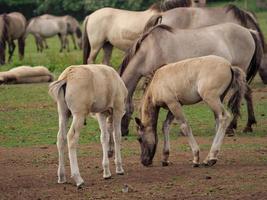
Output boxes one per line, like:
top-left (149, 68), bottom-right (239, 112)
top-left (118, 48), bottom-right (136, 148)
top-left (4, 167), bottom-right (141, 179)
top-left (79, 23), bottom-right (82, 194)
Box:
top-left (119, 23), bottom-right (262, 136)
top-left (144, 4), bottom-right (266, 82)
top-left (0, 12), bottom-right (26, 65)
top-left (135, 55), bottom-right (246, 167)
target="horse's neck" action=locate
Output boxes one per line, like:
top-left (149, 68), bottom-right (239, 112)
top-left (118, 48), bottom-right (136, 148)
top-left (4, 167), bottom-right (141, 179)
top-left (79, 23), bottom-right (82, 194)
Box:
top-left (141, 90), bottom-right (159, 133)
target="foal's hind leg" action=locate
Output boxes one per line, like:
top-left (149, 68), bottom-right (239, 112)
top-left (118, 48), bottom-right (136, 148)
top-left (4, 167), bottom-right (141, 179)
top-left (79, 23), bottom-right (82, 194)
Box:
top-left (102, 42), bottom-right (113, 66)
top-left (112, 111), bottom-right (124, 175)
top-left (107, 115), bottom-right (114, 158)
top-left (57, 101), bottom-right (70, 183)
top-left (161, 111), bottom-right (175, 166)
top-left (67, 114), bottom-right (85, 187)
top-left (203, 97), bottom-right (231, 167)
top-left (243, 86), bottom-right (256, 132)
top-left (167, 102), bottom-right (200, 167)
top-left (97, 113), bottom-right (112, 179)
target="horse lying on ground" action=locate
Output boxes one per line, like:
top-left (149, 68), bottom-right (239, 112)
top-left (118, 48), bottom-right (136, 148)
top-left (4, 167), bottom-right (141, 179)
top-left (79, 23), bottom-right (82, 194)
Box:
top-left (49, 64), bottom-right (127, 187)
top-left (135, 55), bottom-right (246, 167)
top-left (0, 66), bottom-right (54, 84)
top-left (39, 14), bottom-right (82, 50)
top-left (0, 12), bottom-right (27, 65)
top-left (119, 23), bottom-right (262, 136)
top-left (25, 17), bottom-right (68, 52)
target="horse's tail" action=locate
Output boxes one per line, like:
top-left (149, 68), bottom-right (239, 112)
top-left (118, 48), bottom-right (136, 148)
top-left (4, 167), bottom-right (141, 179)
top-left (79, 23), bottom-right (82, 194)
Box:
top-left (83, 16), bottom-right (90, 64)
top-left (143, 14), bottom-right (162, 33)
top-left (0, 13), bottom-right (9, 64)
top-left (246, 30), bottom-right (263, 84)
top-left (228, 67), bottom-right (247, 118)
top-left (226, 4), bottom-right (265, 52)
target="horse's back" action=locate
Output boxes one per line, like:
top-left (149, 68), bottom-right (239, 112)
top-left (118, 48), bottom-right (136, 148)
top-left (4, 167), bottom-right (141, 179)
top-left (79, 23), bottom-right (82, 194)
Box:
top-left (62, 65), bottom-right (127, 113)
top-left (151, 55), bottom-right (232, 105)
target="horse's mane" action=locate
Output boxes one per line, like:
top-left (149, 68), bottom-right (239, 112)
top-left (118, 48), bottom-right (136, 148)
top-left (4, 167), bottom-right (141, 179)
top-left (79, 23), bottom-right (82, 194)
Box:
top-left (149, 3), bottom-right (161, 12)
top-left (76, 27), bottom-right (82, 38)
top-left (161, 0), bottom-right (192, 11)
top-left (119, 24), bottom-right (173, 76)
top-left (226, 4), bottom-right (265, 51)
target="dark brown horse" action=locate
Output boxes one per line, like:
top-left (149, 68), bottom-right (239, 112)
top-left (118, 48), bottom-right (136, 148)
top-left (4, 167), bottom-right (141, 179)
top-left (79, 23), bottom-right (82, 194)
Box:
top-left (119, 23), bottom-right (262, 136)
top-left (0, 12), bottom-right (26, 65)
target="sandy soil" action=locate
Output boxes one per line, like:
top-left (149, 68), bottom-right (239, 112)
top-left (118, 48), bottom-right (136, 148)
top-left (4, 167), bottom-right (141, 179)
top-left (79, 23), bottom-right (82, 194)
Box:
top-left (0, 137), bottom-right (267, 200)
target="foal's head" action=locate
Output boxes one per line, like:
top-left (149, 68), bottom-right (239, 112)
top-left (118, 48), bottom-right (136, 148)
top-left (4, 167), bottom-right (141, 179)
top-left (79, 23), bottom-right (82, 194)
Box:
top-left (135, 117), bottom-right (157, 167)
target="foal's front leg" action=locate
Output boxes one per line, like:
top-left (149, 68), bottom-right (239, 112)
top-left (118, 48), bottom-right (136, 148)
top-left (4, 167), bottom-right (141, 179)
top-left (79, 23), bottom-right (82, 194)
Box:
top-left (167, 102), bottom-right (200, 167)
top-left (161, 111), bottom-right (174, 166)
top-left (97, 113), bottom-right (112, 179)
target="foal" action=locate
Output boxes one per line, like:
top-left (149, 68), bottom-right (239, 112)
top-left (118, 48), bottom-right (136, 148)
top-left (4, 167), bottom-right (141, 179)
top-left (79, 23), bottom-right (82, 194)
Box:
top-left (49, 64), bottom-right (127, 187)
top-left (135, 56), bottom-right (246, 167)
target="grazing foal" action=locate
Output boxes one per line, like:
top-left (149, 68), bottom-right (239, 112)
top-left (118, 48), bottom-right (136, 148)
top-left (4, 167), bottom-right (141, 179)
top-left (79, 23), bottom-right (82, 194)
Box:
top-left (49, 65), bottom-right (127, 187)
top-left (135, 56), bottom-right (246, 167)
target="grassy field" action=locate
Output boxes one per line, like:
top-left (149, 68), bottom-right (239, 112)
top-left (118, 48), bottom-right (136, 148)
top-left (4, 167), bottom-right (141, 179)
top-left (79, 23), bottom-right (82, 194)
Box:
top-left (0, 1), bottom-right (267, 148)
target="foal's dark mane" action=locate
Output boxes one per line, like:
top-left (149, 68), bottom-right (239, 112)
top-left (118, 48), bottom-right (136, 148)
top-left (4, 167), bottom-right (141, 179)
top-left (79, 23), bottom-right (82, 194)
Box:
top-left (226, 4), bottom-right (265, 51)
top-left (119, 25), bottom-right (172, 76)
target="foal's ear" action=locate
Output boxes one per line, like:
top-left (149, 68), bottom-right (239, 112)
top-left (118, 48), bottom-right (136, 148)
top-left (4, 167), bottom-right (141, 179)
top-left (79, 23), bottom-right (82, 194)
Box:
top-left (135, 117), bottom-right (144, 130)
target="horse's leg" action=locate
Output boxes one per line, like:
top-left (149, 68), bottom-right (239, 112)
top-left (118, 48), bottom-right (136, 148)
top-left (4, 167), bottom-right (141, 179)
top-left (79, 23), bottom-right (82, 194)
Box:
top-left (167, 102), bottom-right (200, 167)
top-left (102, 42), bottom-right (113, 66)
top-left (161, 111), bottom-right (175, 166)
top-left (57, 99), bottom-right (69, 184)
top-left (243, 86), bottom-right (256, 132)
top-left (67, 114), bottom-right (85, 187)
top-left (112, 111), bottom-right (124, 175)
top-left (8, 40), bottom-right (16, 62)
top-left (58, 34), bottom-right (64, 52)
top-left (18, 37), bottom-right (25, 60)
top-left (71, 33), bottom-right (77, 50)
top-left (64, 35), bottom-right (70, 52)
top-left (97, 113), bottom-right (112, 179)
top-left (203, 97), bottom-right (231, 166)
top-left (87, 40), bottom-right (104, 64)
top-left (107, 115), bottom-right (114, 158)
top-left (43, 38), bottom-right (49, 49)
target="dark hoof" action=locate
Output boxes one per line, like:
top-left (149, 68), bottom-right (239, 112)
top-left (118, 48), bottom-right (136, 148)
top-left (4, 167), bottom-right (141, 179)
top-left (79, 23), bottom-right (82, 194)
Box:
top-left (77, 182), bottom-right (84, 189)
top-left (226, 128), bottom-right (235, 137)
top-left (203, 159), bottom-right (217, 167)
top-left (193, 163), bottom-right (200, 168)
top-left (104, 176), bottom-right (112, 180)
top-left (108, 150), bottom-right (113, 158)
top-left (116, 172), bottom-right (124, 176)
top-left (243, 126), bottom-right (253, 133)
top-left (161, 161), bottom-right (169, 167)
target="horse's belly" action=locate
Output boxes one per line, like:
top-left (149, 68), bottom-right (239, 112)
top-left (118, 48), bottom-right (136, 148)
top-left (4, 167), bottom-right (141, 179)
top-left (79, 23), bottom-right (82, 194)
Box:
top-left (177, 90), bottom-right (201, 105)
top-left (39, 27), bottom-right (57, 37)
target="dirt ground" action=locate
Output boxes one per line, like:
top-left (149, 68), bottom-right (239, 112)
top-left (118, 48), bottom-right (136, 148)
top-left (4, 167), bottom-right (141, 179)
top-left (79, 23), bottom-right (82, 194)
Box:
top-left (0, 136), bottom-right (267, 200)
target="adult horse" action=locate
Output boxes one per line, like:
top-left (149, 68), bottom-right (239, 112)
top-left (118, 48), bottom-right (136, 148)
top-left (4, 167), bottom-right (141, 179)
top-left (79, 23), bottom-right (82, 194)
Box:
top-left (40, 14), bottom-right (82, 50)
top-left (25, 17), bottom-right (68, 52)
top-left (119, 23), bottom-right (262, 136)
top-left (83, 0), bottom-right (198, 66)
top-left (144, 4), bottom-right (266, 82)
top-left (0, 12), bottom-right (26, 65)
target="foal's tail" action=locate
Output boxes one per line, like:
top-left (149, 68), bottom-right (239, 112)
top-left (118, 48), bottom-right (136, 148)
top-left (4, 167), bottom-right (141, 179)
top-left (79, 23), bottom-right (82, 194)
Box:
top-left (228, 67), bottom-right (247, 117)
top-left (83, 16), bottom-right (90, 64)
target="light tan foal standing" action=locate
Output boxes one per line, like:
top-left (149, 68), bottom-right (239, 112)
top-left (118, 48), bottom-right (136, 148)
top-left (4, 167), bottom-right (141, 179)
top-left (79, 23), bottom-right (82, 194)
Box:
top-left (49, 64), bottom-right (127, 187)
top-left (135, 55), bottom-right (246, 167)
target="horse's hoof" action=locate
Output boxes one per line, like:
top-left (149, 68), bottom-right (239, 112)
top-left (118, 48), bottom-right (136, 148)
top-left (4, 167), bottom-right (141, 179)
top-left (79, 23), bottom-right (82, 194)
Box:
top-left (104, 175), bottom-right (112, 180)
top-left (122, 129), bottom-right (129, 137)
top-left (108, 150), bottom-right (113, 158)
top-left (203, 159), bottom-right (217, 167)
top-left (192, 163), bottom-right (200, 168)
top-left (77, 182), bottom-right (84, 189)
top-left (161, 161), bottom-right (169, 167)
top-left (243, 126), bottom-right (253, 133)
top-left (116, 172), bottom-right (124, 175)
top-left (226, 128), bottom-right (235, 137)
